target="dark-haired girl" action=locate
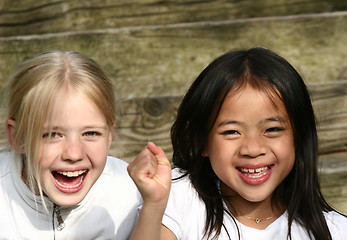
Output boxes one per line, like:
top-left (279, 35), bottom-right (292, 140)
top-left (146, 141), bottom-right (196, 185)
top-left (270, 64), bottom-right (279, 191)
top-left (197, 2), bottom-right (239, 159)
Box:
top-left (129, 47), bottom-right (347, 240)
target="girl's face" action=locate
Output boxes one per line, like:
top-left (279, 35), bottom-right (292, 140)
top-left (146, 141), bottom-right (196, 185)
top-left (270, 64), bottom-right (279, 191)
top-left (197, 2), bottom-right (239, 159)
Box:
top-left (39, 87), bottom-right (112, 206)
top-left (204, 84), bottom-right (295, 204)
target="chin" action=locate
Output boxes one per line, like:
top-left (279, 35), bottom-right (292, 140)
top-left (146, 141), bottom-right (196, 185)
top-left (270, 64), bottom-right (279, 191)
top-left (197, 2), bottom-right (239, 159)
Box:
top-left (52, 195), bottom-right (85, 207)
top-left (243, 193), bottom-right (272, 203)
top-left (45, 188), bottom-right (88, 207)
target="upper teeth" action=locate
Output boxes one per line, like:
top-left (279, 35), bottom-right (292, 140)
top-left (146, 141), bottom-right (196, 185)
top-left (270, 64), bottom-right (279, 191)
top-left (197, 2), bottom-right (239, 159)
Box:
top-left (57, 170), bottom-right (86, 177)
top-left (240, 167), bottom-right (268, 173)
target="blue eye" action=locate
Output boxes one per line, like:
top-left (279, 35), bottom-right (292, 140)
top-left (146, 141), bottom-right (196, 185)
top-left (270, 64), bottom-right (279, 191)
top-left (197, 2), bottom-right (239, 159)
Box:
top-left (43, 132), bottom-right (59, 138)
top-left (84, 131), bottom-right (99, 137)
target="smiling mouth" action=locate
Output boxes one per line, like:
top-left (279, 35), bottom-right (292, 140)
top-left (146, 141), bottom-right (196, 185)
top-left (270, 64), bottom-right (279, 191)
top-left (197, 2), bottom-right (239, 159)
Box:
top-left (237, 165), bottom-right (273, 178)
top-left (53, 170), bottom-right (87, 189)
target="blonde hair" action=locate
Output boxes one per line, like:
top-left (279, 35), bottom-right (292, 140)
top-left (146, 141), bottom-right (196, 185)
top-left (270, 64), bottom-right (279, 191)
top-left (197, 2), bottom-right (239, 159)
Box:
top-left (7, 50), bottom-right (116, 202)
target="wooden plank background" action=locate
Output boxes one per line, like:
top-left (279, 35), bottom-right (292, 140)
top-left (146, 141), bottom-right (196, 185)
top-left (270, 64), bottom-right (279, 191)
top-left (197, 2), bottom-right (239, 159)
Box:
top-left (0, 0), bottom-right (346, 213)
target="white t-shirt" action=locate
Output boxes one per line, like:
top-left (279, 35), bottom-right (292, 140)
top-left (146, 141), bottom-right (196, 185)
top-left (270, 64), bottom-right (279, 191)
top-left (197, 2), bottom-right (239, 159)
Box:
top-left (162, 168), bottom-right (347, 240)
top-left (0, 148), bottom-right (142, 240)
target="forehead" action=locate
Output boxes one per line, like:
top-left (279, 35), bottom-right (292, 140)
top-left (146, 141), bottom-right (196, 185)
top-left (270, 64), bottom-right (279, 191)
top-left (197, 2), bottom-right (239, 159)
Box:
top-left (217, 84), bottom-right (289, 121)
top-left (45, 86), bottom-right (106, 125)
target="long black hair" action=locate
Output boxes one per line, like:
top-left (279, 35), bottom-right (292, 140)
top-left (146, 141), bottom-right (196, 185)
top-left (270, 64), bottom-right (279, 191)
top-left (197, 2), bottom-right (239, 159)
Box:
top-left (171, 47), bottom-right (336, 239)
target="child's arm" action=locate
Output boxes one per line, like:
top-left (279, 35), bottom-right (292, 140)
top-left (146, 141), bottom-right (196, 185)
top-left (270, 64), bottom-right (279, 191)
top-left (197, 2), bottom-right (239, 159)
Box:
top-left (128, 142), bottom-right (175, 240)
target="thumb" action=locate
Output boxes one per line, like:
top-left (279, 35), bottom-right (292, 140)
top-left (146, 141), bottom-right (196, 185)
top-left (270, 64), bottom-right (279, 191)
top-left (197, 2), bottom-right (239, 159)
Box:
top-left (146, 142), bottom-right (171, 168)
top-left (146, 142), bottom-right (171, 191)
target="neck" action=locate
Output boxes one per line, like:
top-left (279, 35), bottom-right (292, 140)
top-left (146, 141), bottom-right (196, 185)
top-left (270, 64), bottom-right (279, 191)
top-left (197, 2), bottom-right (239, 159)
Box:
top-left (221, 183), bottom-right (285, 229)
top-left (21, 155), bottom-right (40, 195)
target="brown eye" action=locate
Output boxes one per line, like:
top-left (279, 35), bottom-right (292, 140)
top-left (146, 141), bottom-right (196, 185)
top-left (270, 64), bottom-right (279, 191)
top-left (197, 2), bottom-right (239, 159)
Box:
top-left (222, 130), bottom-right (239, 135)
top-left (264, 127), bottom-right (284, 137)
top-left (266, 127), bottom-right (283, 132)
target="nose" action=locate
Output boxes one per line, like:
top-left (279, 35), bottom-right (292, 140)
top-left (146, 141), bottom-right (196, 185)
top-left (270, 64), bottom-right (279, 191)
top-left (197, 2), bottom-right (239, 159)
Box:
top-left (62, 137), bottom-right (84, 162)
top-left (239, 135), bottom-right (266, 158)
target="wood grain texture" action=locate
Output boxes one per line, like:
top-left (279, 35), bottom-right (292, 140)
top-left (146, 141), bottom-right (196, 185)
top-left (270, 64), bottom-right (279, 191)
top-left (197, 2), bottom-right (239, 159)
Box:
top-left (109, 96), bottom-right (181, 161)
top-left (320, 171), bottom-right (347, 214)
top-left (0, 15), bottom-right (346, 160)
top-left (311, 80), bottom-right (347, 155)
top-left (1, 13), bottom-right (347, 101)
top-left (1, 0), bottom-right (346, 37)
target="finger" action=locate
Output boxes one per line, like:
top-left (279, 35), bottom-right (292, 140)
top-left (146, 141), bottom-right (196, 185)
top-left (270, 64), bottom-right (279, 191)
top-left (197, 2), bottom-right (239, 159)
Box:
top-left (127, 149), bottom-right (158, 179)
top-left (147, 142), bottom-right (171, 191)
top-left (128, 157), bottom-right (156, 176)
top-left (146, 142), bottom-right (171, 168)
top-left (146, 142), bottom-right (161, 155)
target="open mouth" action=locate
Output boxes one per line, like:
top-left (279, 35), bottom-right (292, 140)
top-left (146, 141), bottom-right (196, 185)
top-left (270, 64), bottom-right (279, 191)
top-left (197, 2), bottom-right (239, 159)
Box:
top-left (53, 170), bottom-right (87, 189)
top-left (237, 165), bottom-right (273, 179)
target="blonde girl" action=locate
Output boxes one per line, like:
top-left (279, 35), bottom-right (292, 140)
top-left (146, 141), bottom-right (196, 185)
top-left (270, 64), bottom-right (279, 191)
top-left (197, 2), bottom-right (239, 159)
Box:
top-left (0, 51), bottom-right (140, 239)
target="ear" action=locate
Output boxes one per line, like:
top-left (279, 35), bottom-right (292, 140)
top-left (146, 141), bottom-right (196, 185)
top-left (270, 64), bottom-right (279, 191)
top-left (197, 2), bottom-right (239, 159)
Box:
top-left (202, 146), bottom-right (209, 157)
top-left (107, 123), bottom-right (115, 149)
top-left (7, 119), bottom-right (25, 154)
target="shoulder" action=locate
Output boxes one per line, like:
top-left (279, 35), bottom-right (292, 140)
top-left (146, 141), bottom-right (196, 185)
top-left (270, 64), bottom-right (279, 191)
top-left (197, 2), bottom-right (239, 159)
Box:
top-left (164, 168), bottom-right (195, 211)
top-left (97, 156), bottom-right (138, 193)
top-left (90, 156), bottom-right (141, 226)
top-left (0, 147), bottom-right (13, 178)
top-left (324, 210), bottom-right (347, 224)
top-left (102, 156), bottom-right (130, 177)
top-left (324, 211), bottom-right (347, 237)
top-left (96, 156), bottom-right (140, 198)
top-left (170, 168), bottom-right (199, 199)
top-left (171, 168), bottom-right (191, 185)
top-left (162, 168), bottom-right (207, 239)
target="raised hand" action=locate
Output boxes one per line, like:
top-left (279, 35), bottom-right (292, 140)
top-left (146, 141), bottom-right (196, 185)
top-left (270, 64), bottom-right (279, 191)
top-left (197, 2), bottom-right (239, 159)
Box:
top-left (128, 142), bottom-right (172, 208)
top-left (128, 142), bottom-right (173, 240)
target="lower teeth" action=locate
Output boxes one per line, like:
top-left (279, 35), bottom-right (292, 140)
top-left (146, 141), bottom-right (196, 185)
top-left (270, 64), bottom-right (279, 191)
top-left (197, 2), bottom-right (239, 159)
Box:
top-left (242, 168), bottom-right (270, 178)
top-left (245, 172), bottom-right (268, 178)
top-left (55, 176), bottom-right (84, 189)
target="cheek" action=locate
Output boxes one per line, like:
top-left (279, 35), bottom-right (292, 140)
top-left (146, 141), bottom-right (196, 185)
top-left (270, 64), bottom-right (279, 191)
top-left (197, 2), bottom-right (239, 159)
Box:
top-left (286, 149), bottom-right (296, 171)
top-left (284, 136), bottom-right (295, 159)
top-left (206, 137), bottom-right (236, 170)
top-left (210, 161), bottom-right (225, 179)
top-left (85, 142), bottom-right (109, 165)
top-left (277, 139), bottom-right (295, 172)
top-left (209, 151), bottom-right (234, 180)
top-left (205, 134), bottom-right (225, 157)
top-left (39, 144), bottom-right (57, 169)
top-left (89, 139), bottom-right (109, 154)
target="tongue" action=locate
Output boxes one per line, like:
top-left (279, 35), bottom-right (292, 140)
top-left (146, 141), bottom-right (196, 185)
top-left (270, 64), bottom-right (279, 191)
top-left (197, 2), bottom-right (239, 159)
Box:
top-left (54, 172), bottom-right (82, 187)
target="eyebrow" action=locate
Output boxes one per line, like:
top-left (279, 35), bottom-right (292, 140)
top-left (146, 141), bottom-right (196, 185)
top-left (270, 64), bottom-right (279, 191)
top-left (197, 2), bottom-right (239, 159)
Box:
top-left (262, 116), bottom-right (287, 123)
top-left (43, 124), bottom-right (108, 131)
top-left (217, 116), bottom-right (287, 128)
top-left (217, 120), bottom-right (239, 128)
top-left (82, 125), bottom-right (108, 129)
